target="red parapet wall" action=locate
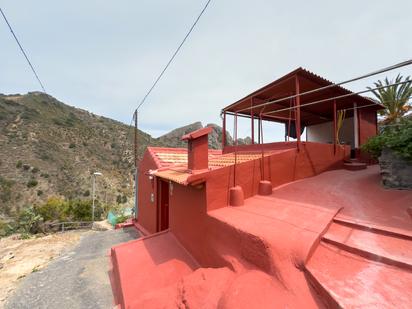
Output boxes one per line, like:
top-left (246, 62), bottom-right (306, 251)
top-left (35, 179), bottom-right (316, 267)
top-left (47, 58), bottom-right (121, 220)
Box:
top-left (206, 142), bottom-right (350, 212)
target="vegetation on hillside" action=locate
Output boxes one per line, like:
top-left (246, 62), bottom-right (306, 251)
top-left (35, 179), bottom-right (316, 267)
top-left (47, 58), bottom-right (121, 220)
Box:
top-left (0, 92), bottom-right (151, 218)
top-left (0, 92), bottom-right (238, 237)
top-left (0, 197), bottom-right (107, 237)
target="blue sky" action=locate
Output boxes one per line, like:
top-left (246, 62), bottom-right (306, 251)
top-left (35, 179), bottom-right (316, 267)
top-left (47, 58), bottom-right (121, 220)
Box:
top-left (1, 1), bottom-right (411, 139)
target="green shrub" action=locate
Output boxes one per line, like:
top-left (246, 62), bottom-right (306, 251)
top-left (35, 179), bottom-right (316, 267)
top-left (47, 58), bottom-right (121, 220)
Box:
top-left (17, 206), bottom-right (43, 234)
top-left (0, 219), bottom-right (15, 237)
top-left (27, 179), bottom-right (38, 188)
top-left (37, 190), bottom-right (43, 196)
top-left (69, 143), bottom-right (76, 149)
top-left (40, 173), bottom-right (49, 178)
top-left (16, 160), bottom-right (22, 168)
top-left (66, 199), bottom-right (103, 221)
top-left (116, 194), bottom-right (128, 204)
top-left (83, 190), bottom-right (90, 197)
top-left (362, 118), bottom-right (412, 161)
top-left (23, 164), bottom-right (30, 171)
top-left (35, 197), bottom-right (68, 222)
top-left (115, 214), bottom-right (130, 224)
top-left (32, 167), bottom-right (39, 173)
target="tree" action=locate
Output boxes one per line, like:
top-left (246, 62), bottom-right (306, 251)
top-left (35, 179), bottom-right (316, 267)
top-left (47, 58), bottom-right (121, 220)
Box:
top-left (368, 74), bottom-right (412, 124)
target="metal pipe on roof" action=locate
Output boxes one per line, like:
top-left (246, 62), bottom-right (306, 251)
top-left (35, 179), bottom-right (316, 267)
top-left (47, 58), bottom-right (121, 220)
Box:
top-left (224, 111), bottom-right (293, 122)
top-left (227, 59), bottom-right (412, 114)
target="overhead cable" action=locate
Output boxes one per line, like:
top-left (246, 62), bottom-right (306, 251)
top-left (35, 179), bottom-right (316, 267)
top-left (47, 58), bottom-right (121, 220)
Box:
top-left (135, 0), bottom-right (212, 112)
top-left (231, 59), bottom-right (412, 113)
top-left (0, 7), bottom-right (47, 93)
top-left (263, 80), bottom-right (411, 116)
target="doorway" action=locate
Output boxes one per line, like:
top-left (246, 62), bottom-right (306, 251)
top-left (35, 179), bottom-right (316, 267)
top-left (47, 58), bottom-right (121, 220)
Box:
top-left (158, 180), bottom-right (169, 231)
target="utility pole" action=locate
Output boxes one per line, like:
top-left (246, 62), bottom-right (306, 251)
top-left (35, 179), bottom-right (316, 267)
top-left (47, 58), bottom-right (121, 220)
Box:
top-left (134, 110), bottom-right (139, 220)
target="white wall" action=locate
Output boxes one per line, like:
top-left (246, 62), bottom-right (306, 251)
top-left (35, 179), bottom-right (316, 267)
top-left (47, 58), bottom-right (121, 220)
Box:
top-left (306, 117), bottom-right (354, 148)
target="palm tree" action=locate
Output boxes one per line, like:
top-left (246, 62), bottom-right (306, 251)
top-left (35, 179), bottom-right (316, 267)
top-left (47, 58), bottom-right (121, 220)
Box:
top-left (368, 74), bottom-right (412, 124)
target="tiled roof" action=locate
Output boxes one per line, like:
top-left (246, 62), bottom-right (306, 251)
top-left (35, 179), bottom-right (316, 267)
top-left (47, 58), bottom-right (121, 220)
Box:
top-left (151, 148), bottom-right (294, 185)
top-left (147, 147), bottom-right (222, 169)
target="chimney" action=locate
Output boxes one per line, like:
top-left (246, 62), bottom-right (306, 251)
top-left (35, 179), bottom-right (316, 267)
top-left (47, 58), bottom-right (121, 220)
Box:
top-left (181, 127), bottom-right (212, 172)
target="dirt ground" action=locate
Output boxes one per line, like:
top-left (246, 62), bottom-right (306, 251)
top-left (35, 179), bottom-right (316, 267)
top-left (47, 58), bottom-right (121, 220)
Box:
top-left (0, 230), bottom-right (89, 307)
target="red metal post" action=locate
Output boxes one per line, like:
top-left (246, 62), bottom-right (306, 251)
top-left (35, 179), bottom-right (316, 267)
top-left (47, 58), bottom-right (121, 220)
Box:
top-left (333, 100), bottom-right (337, 154)
top-left (295, 75), bottom-right (301, 150)
top-left (234, 112), bottom-right (238, 186)
top-left (222, 111), bottom-right (226, 149)
top-left (260, 114), bottom-right (264, 179)
top-left (251, 98), bottom-right (254, 144)
top-left (287, 98), bottom-right (293, 142)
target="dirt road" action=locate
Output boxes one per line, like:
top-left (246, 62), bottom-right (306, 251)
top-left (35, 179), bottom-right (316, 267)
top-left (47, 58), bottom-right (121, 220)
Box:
top-left (4, 227), bottom-right (139, 309)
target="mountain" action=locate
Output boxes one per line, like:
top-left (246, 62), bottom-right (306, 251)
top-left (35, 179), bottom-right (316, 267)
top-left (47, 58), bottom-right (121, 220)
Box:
top-left (0, 92), bottom-right (149, 215)
top-left (154, 122), bottom-right (235, 149)
top-left (0, 92), bottom-right (244, 217)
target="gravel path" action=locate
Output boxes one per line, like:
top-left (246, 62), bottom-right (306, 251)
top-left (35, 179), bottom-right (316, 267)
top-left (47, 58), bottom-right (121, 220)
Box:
top-left (5, 227), bottom-right (139, 309)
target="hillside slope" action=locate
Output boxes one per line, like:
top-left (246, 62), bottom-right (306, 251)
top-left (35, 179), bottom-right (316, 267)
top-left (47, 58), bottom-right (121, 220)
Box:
top-left (0, 93), bottom-right (241, 216)
top-left (0, 92), bottom-right (152, 215)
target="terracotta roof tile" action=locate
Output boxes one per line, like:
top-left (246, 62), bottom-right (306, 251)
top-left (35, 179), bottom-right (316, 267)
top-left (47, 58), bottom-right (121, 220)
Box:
top-left (152, 148), bottom-right (294, 185)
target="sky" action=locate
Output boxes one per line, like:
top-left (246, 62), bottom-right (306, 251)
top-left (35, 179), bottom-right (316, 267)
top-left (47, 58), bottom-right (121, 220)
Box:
top-left (1, 1), bottom-right (411, 140)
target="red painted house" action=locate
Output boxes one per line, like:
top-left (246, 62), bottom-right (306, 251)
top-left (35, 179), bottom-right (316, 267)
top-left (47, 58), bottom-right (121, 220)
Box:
top-left (110, 68), bottom-right (412, 308)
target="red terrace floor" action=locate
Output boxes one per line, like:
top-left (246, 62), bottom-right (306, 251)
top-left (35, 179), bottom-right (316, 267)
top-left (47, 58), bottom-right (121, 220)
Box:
top-left (110, 166), bottom-right (412, 308)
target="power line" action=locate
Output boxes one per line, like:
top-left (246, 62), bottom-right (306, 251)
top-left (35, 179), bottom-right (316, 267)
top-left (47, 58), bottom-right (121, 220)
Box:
top-left (231, 59), bottom-right (412, 113)
top-left (119, 113), bottom-right (136, 164)
top-left (263, 80), bottom-right (411, 116)
top-left (135, 0), bottom-right (212, 112)
top-left (127, 0), bottom-right (213, 173)
top-left (0, 7), bottom-right (47, 93)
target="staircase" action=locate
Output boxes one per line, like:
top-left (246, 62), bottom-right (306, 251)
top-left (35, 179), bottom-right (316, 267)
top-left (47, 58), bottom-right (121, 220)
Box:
top-left (343, 158), bottom-right (367, 171)
top-left (305, 219), bottom-right (412, 308)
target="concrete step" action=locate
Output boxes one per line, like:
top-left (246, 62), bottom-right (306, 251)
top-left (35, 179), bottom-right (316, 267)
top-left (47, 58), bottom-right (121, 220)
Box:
top-left (322, 221), bottom-right (412, 271)
top-left (306, 241), bottom-right (412, 308)
top-left (344, 158), bottom-right (361, 163)
top-left (110, 231), bottom-right (199, 308)
top-left (343, 162), bottom-right (367, 171)
top-left (333, 217), bottom-right (412, 240)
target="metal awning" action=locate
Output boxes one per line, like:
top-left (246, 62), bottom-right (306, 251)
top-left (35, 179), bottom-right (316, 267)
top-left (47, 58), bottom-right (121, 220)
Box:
top-left (222, 67), bottom-right (383, 126)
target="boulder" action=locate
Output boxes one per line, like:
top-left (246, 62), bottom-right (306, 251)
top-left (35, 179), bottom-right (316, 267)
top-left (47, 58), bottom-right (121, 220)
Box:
top-left (379, 148), bottom-right (412, 189)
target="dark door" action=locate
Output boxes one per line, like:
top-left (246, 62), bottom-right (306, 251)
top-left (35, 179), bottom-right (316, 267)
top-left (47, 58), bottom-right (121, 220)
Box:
top-left (159, 180), bottom-right (169, 231)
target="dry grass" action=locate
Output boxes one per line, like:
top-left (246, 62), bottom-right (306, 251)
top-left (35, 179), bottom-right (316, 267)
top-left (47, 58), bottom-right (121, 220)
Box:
top-left (0, 230), bottom-right (89, 307)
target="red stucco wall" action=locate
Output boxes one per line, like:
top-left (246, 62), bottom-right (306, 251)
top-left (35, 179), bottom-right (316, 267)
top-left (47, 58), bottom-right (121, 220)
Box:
top-left (137, 151), bottom-right (158, 234)
top-left (358, 108), bottom-right (377, 146)
top-left (165, 142), bottom-right (349, 269)
top-left (139, 142), bottom-right (349, 239)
